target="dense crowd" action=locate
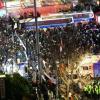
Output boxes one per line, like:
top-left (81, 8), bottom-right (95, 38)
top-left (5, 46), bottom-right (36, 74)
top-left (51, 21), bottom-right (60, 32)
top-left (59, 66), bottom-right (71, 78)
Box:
top-left (77, 21), bottom-right (100, 54)
top-left (0, 16), bottom-right (100, 99)
top-left (0, 16), bottom-right (100, 68)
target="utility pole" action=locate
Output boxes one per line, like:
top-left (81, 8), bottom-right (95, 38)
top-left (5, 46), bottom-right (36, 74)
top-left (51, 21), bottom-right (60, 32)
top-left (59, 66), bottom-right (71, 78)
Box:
top-left (34, 0), bottom-right (42, 85)
top-left (34, 1), bottom-right (42, 100)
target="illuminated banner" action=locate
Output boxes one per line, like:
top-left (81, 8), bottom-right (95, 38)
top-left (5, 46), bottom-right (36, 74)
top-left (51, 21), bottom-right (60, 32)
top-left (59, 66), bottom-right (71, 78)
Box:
top-left (26, 18), bottom-right (72, 25)
top-left (39, 0), bottom-right (62, 6)
top-left (5, 0), bottom-right (62, 8)
top-left (74, 18), bottom-right (94, 23)
top-left (23, 17), bottom-right (73, 29)
top-left (2, 0), bottom-right (64, 8)
top-left (19, 0), bottom-right (62, 7)
top-left (0, 0), bottom-right (72, 16)
top-left (93, 62), bottom-right (100, 77)
top-left (0, 0), bottom-right (4, 8)
top-left (25, 23), bottom-right (68, 30)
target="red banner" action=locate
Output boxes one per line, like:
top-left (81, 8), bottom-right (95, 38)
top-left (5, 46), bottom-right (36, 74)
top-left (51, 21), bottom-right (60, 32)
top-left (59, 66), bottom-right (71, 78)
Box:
top-left (0, 0), bottom-right (72, 17)
top-left (0, 0), bottom-right (4, 8)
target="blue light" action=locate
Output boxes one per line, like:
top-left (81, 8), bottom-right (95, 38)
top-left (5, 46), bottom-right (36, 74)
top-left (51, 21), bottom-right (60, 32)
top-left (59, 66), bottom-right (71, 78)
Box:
top-left (0, 10), bottom-right (6, 17)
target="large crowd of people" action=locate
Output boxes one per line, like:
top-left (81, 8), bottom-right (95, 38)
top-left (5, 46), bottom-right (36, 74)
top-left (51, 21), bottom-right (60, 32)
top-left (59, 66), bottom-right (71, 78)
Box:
top-left (0, 17), bottom-right (100, 63)
top-left (77, 21), bottom-right (100, 54)
top-left (0, 15), bottom-right (100, 99)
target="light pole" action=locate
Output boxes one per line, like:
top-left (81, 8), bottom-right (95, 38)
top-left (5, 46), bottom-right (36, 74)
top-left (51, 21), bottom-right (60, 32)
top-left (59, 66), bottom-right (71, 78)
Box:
top-left (56, 61), bottom-right (60, 100)
top-left (33, 1), bottom-right (42, 100)
top-left (34, 0), bottom-right (42, 83)
top-left (34, 0), bottom-right (38, 31)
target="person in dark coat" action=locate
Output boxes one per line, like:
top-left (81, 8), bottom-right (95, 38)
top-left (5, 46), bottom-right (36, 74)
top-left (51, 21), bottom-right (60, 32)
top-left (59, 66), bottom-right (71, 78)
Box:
top-left (40, 79), bottom-right (49, 100)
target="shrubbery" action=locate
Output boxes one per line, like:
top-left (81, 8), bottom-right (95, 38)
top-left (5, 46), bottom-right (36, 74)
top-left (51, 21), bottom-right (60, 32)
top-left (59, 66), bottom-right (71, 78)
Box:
top-left (83, 80), bottom-right (100, 99)
top-left (5, 73), bottom-right (33, 100)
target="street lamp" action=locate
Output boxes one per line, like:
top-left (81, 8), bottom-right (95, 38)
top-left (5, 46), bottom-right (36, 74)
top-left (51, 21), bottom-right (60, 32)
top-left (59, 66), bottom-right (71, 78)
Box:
top-left (97, 0), bottom-right (100, 6)
top-left (56, 61), bottom-right (60, 100)
top-left (34, 0), bottom-right (38, 31)
top-left (34, 0), bottom-right (42, 83)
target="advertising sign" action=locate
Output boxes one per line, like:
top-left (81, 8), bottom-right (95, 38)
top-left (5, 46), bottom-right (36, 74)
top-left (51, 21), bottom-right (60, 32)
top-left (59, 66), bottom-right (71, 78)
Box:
top-left (93, 62), bottom-right (100, 77)
top-left (0, 0), bottom-right (4, 8)
top-left (95, 15), bottom-right (100, 24)
top-left (24, 17), bottom-right (73, 29)
top-left (0, 0), bottom-right (71, 16)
